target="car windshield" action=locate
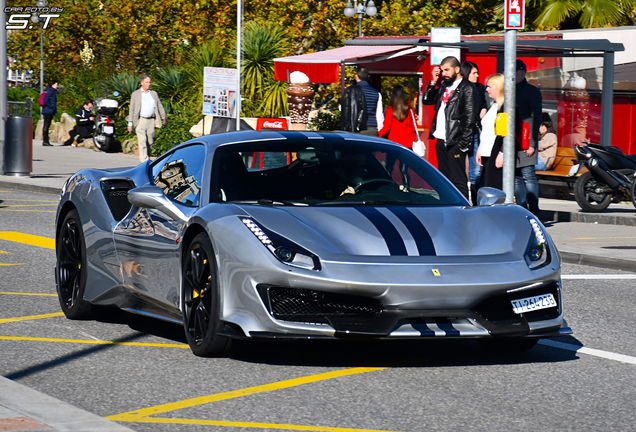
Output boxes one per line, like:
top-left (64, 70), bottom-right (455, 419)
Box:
top-left (210, 139), bottom-right (468, 207)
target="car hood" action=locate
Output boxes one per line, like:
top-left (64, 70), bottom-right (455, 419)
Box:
top-left (237, 204), bottom-right (540, 261)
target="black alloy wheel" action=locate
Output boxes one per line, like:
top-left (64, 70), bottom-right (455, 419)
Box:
top-left (56, 209), bottom-right (93, 319)
top-left (573, 171), bottom-right (612, 213)
top-left (182, 233), bottom-right (231, 357)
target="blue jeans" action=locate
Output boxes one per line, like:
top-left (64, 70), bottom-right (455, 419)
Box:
top-left (468, 134), bottom-right (481, 186)
top-left (515, 165), bottom-right (540, 215)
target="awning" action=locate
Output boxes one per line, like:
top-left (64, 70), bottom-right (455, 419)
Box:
top-left (274, 45), bottom-right (415, 83)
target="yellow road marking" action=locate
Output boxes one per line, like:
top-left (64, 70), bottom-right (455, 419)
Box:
top-left (0, 291), bottom-right (56, 296)
top-left (108, 367), bottom-right (385, 422)
top-left (0, 198), bottom-right (57, 202)
top-left (0, 263), bottom-right (24, 266)
top-left (0, 204), bottom-right (57, 208)
top-left (0, 335), bottom-right (189, 348)
top-left (0, 232), bottom-right (55, 249)
top-left (126, 417), bottom-right (402, 431)
top-left (0, 209), bottom-right (56, 213)
top-left (571, 236), bottom-right (636, 240)
top-left (0, 312), bottom-right (65, 323)
top-left (0, 250), bottom-right (9, 253)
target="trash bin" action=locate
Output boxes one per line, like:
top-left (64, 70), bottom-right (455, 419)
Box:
top-left (4, 116), bottom-right (33, 177)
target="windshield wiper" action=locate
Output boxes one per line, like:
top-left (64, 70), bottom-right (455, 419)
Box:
top-left (316, 200), bottom-right (410, 206)
top-left (230, 199), bottom-right (308, 206)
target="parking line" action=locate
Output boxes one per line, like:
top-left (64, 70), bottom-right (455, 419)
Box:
top-left (0, 312), bottom-right (65, 323)
top-left (107, 367), bottom-right (387, 428)
top-left (0, 263), bottom-right (24, 266)
top-left (0, 335), bottom-right (189, 348)
top-left (0, 232), bottom-right (55, 249)
top-left (539, 339), bottom-right (636, 365)
top-left (0, 292), bottom-right (56, 296)
top-left (562, 274), bottom-right (636, 279)
top-left (122, 417), bottom-right (401, 431)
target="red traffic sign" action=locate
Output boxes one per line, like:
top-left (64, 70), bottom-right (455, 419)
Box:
top-left (504, 0), bottom-right (525, 29)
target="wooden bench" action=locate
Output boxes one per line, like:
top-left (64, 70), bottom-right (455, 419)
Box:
top-left (536, 147), bottom-right (587, 194)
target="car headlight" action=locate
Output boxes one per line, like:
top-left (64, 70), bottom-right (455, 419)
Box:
top-left (241, 217), bottom-right (321, 270)
top-left (525, 218), bottom-right (549, 269)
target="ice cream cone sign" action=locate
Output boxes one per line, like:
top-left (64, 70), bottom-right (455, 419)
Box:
top-left (287, 71), bottom-right (315, 131)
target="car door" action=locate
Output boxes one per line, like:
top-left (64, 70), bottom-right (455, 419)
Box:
top-left (113, 144), bottom-right (206, 311)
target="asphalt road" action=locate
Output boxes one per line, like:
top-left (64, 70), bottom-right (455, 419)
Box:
top-left (2, 189), bottom-right (636, 432)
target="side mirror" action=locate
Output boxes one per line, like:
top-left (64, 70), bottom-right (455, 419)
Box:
top-left (476, 187), bottom-right (506, 206)
top-left (127, 185), bottom-right (187, 222)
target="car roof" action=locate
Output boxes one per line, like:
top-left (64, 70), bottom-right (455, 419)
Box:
top-left (177, 130), bottom-right (400, 152)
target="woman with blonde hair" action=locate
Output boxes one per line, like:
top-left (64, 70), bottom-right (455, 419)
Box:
top-left (476, 73), bottom-right (506, 191)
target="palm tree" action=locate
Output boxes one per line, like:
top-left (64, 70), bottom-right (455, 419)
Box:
top-left (237, 20), bottom-right (288, 117)
top-left (153, 66), bottom-right (190, 113)
top-left (183, 42), bottom-right (229, 113)
top-left (528, 0), bottom-right (635, 28)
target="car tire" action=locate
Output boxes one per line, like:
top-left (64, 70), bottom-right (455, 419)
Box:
top-left (573, 171), bottom-right (612, 213)
top-left (56, 209), bottom-right (93, 319)
top-left (630, 177), bottom-right (636, 210)
top-left (182, 233), bottom-right (231, 357)
top-left (477, 337), bottom-right (538, 352)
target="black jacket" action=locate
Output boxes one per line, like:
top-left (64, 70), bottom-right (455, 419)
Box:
top-left (340, 84), bottom-right (367, 132)
top-left (75, 106), bottom-right (94, 128)
top-left (423, 78), bottom-right (476, 151)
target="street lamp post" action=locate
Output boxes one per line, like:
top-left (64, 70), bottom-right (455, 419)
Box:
top-left (30, 0), bottom-right (48, 100)
top-left (343, 0), bottom-right (377, 37)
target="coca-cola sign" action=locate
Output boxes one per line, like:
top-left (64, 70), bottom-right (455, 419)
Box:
top-left (256, 118), bottom-right (288, 130)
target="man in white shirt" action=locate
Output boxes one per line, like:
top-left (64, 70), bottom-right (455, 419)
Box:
top-left (127, 74), bottom-right (168, 162)
top-left (422, 56), bottom-right (476, 200)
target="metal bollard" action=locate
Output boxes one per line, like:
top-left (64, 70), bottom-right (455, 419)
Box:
top-left (4, 116), bottom-right (33, 177)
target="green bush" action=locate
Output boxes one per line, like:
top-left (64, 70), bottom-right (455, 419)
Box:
top-left (308, 110), bottom-right (341, 131)
top-left (153, 106), bottom-right (198, 156)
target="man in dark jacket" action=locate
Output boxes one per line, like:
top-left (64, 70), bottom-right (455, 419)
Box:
top-left (42, 79), bottom-right (59, 146)
top-left (340, 69), bottom-right (367, 133)
top-left (63, 100), bottom-right (95, 146)
top-left (514, 60), bottom-right (543, 215)
top-left (423, 56), bottom-right (476, 199)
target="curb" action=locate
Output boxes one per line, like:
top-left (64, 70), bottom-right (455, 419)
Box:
top-left (0, 180), bottom-right (61, 196)
top-left (540, 209), bottom-right (636, 227)
top-left (0, 375), bottom-right (134, 431)
top-left (560, 251), bottom-right (636, 273)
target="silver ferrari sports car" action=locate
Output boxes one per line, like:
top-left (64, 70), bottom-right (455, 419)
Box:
top-left (55, 130), bottom-right (571, 356)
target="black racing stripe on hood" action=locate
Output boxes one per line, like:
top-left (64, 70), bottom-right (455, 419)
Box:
top-left (355, 207), bottom-right (407, 256)
top-left (387, 207), bottom-right (437, 256)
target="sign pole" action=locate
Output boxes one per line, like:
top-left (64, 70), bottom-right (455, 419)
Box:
top-left (502, 0), bottom-right (524, 203)
top-left (235, 0), bottom-right (242, 131)
top-left (502, 30), bottom-right (517, 204)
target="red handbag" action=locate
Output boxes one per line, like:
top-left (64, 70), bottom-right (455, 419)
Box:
top-left (516, 120), bottom-right (530, 150)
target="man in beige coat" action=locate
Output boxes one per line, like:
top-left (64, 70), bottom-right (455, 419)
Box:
top-left (127, 74), bottom-right (167, 162)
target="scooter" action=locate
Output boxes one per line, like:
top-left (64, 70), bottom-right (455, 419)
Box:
top-left (569, 142), bottom-right (636, 212)
top-left (93, 96), bottom-right (118, 152)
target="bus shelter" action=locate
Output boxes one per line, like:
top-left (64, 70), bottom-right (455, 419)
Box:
top-left (274, 35), bottom-right (629, 165)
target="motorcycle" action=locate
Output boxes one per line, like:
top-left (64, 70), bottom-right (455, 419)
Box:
top-left (569, 142), bottom-right (636, 212)
top-left (93, 83), bottom-right (119, 152)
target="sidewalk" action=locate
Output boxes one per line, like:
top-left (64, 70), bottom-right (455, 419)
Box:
top-left (0, 139), bottom-right (635, 431)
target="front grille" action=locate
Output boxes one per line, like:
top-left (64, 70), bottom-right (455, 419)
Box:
top-left (474, 282), bottom-right (561, 325)
top-left (101, 179), bottom-right (134, 221)
top-left (263, 287), bottom-right (383, 325)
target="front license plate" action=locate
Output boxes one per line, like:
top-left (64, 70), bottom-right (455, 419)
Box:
top-left (568, 164), bottom-right (579, 177)
top-left (511, 294), bottom-right (557, 314)
top-left (103, 126), bottom-right (114, 134)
